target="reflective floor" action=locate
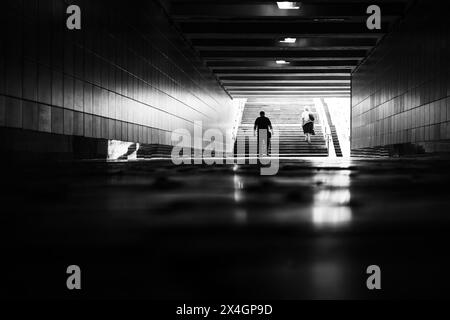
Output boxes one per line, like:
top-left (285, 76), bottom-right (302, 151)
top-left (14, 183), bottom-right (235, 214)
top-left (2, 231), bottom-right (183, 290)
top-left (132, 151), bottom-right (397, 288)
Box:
top-left (2, 157), bottom-right (450, 299)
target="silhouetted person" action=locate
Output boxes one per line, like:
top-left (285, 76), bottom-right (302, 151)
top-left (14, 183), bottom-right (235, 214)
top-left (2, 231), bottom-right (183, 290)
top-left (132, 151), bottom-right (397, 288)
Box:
top-left (301, 107), bottom-right (315, 144)
top-left (254, 111), bottom-right (273, 156)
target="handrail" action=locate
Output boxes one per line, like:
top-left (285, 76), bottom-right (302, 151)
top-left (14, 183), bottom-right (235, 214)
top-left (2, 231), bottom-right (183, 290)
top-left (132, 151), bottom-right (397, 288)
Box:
top-left (324, 133), bottom-right (332, 155)
top-left (314, 98), bottom-right (336, 157)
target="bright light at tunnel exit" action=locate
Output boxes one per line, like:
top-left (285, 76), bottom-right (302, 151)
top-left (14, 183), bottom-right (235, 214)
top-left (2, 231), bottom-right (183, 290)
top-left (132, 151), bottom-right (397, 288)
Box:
top-left (280, 37), bottom-right (297, 44)
top-left (277, 2), bottom-right (301, 10)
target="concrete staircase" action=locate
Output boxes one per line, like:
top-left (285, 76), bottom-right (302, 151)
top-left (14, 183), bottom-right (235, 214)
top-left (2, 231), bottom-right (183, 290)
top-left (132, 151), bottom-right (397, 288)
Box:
top-left (234, 98), bottom-right (328, 157)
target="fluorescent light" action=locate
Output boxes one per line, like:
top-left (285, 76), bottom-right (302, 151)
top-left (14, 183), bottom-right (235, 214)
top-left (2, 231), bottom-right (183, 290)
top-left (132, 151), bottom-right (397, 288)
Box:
top-left (277, 2), bottom-right (301, 10)
top-left (280, 37), bottom-right (297, 44)
top-left (276, 60), bottom-right (290, 65)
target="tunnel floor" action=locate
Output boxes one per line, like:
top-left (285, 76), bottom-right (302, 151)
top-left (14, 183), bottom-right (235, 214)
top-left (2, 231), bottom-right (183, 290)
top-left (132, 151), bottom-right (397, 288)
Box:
top-left (2, 157), bottom-right (450, 299)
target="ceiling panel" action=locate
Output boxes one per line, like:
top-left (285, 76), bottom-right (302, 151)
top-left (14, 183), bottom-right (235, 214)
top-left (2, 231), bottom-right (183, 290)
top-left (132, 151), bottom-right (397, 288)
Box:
top-left (163, 0), bottom-right (414, 98)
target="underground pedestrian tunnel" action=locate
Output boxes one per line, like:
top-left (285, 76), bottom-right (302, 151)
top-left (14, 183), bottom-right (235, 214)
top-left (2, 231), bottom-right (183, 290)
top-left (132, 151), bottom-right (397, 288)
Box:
top-left (1, 0), bottom-right (450, 299)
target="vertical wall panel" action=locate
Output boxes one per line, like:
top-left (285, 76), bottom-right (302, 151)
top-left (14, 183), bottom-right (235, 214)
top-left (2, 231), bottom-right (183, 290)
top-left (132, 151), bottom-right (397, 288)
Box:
top-left (52, 106), bottom-right (64, 134)
top-left (352, 0), bottom-right (450, 152)
top-left (1, 0), bottom-right (235, 148)
top-left (38, 104), bottom-right (52, 133)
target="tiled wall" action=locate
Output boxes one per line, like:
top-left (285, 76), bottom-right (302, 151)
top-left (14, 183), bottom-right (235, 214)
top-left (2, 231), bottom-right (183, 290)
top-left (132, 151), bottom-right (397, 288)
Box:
top-left (351, 0), bottom-right (450, 151)
top-left (0, 0), bottom-right (234, 152)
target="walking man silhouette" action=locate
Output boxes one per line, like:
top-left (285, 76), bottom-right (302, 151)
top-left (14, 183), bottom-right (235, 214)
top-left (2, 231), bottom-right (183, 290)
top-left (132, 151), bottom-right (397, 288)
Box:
top-left (254, 111), bottom-right (273, 156)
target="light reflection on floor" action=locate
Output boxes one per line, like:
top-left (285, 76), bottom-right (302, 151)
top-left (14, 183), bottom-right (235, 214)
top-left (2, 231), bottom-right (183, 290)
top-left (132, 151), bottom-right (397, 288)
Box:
top-left (4, 157), bottom-right (450, 299)
top-left (312, 170), bottom-right (352, 227)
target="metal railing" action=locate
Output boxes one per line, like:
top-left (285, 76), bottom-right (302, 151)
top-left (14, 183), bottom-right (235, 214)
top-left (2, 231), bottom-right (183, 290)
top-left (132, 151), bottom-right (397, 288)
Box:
top-left (324, 133), bottom-right (333, 155)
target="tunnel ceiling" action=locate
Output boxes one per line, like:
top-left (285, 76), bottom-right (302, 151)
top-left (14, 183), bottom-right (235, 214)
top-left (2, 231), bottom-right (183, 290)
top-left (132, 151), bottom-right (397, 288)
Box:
top-left (163, 0), bottom-right (413, 99)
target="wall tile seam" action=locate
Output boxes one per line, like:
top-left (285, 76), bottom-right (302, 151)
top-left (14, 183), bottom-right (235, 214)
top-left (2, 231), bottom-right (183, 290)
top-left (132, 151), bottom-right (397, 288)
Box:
top-left (356, 57), bottom-right (445, 73)
top-left (353, 66), bottom-right (448, 88)
top-left (0, 91), bottom-right (199, 129)
top-left (2, 78), bottom-right (205, 129)
top-left (81, 45), bottom-right (218, 119)
top-left (26, 45), bottom-right (217, 122)
top-left (354, 120), bottom-right (450, 131)
top-left (117, 39), bottom-right (222, 115)
top-left (353, 80), bottom-right (447, 105)
top-left (0, 96), bottom-right (189, 135)
top-left (352, 78), bottom-right (450, 109)
top-left (2, 3), bottom-right (235, 131)
top-left (353, 96), bottom-right (450, 119)
top-left (0, 122), bottom-right (190, 145)
top-left (11, 7), bottom-right (228, 116)
top-left (130, 9), bottom-right (230, 109)
top-left (358, 121), bottom-right (450, 137)
top-left (351, 8), bottom-right (410, 77)
top-left (114, 30), bottom-right (224, 98)
top-left (14, 51), bottom-right (221, 121)
top-left (138, 2), bottom-right (232, 106)
top-left (352, 5), bottom-right (440, 79)
top-left (352, 74), bottom-right (448, 102)
top-left (1, 66), bottom-right (217, 133)
top-left (130, 34), bottom-right (227, 109)
top-left (48, 33), bottom-right (222, 116)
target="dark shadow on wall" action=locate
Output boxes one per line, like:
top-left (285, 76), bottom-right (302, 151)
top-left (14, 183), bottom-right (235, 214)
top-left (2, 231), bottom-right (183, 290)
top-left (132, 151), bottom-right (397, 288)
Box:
top-left (0, 127), bottom-right (108, 162)
top-left (351, 142), bottom-right (450, 158)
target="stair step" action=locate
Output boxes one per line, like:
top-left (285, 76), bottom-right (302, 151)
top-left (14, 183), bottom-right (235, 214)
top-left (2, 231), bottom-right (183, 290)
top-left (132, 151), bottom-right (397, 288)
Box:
top-left (236, 100), bottom-right (328, 157)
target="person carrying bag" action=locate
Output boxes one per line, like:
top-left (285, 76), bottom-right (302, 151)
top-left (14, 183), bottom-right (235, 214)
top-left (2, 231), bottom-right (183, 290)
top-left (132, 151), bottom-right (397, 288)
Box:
top-left (301, 107), bottom-right (315, 144)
